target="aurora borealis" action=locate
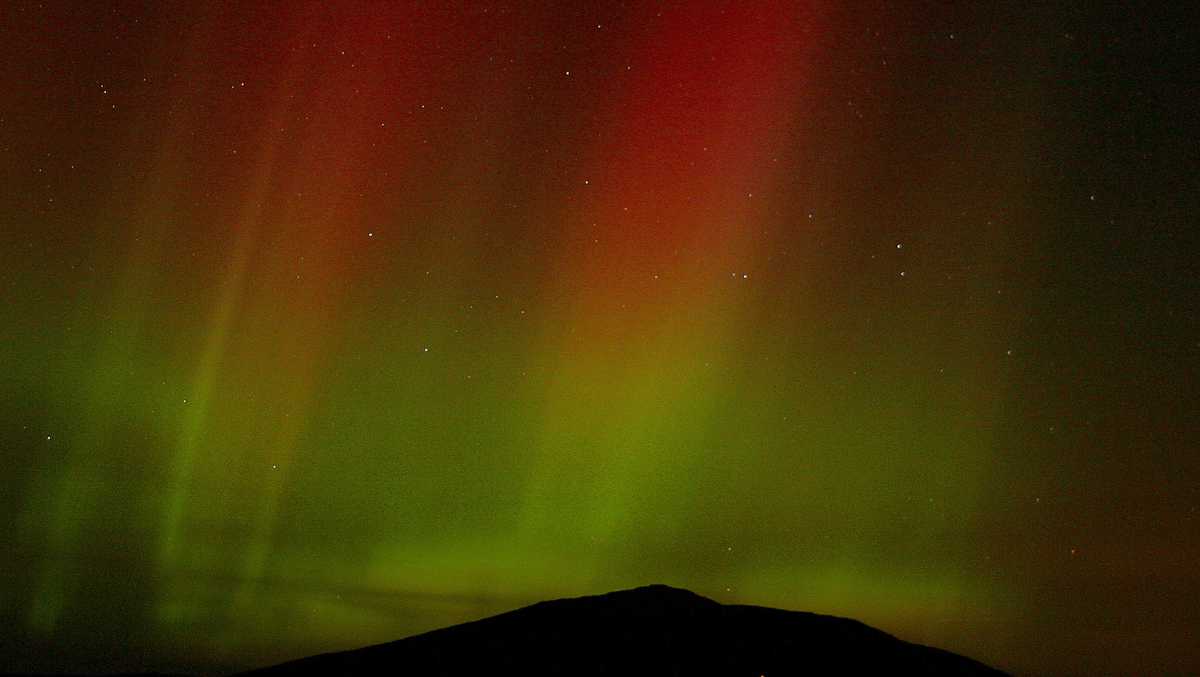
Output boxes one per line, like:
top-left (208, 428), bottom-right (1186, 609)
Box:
top-left (2, 2), bottom-right (1198, 675)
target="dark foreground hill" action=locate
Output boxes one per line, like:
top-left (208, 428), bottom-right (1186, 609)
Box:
top-left (236, 584), bottom-right (1008, 676)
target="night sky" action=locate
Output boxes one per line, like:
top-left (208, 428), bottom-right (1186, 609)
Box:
top-left (2, 2), bottom-right (1198, 675)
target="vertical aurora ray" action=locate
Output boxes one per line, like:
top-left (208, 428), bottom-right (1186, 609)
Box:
top-left (516, 1), bottom-right (821, 561)
top-left (3, 2), bottom-right (1199, 675)
top-left (19, 62), bottom-right (207, 634)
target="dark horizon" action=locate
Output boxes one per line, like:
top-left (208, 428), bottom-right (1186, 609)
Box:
top-left (4, 585), bottom-right (1011, 677)
top-left (2, 2), bottom-right (1198, 676)
top-left (236, 584), bottom-right (1009, 676)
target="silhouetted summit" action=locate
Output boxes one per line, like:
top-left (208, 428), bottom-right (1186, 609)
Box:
top-left (237, 584), bottom-right (1008, 676)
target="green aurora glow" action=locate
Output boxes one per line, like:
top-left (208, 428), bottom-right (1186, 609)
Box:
top-left (2, 2), bottom-right (1198, 675)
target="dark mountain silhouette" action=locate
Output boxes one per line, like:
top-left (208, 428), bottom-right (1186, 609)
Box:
top-left (236, 584), bottom-right (1008, 676)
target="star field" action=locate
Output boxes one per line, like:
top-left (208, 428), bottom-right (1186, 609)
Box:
top-left (1, 2), bottom-right (1198, 676)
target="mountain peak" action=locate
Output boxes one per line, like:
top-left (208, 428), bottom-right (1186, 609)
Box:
top-left (240, 586), bottom-right (1008, 676)
top-left (622, 582), bottom-right (706, 596)
top-left (587, 583), bottom-right (716, 604)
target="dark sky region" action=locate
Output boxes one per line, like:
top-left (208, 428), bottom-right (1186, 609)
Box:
top-left (1, 2), bottom-right (1197, 675)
